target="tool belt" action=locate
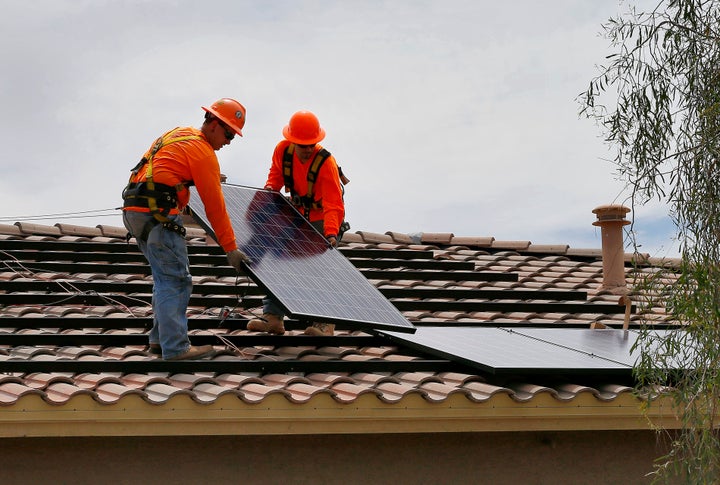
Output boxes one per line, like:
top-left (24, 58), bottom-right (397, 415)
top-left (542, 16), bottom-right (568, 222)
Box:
top-left (124, 215), bottom-right (187, 243)
top-left (122, 182), bottom-right (178, 210)
top-left (122, 182), bottom-right (186, 241)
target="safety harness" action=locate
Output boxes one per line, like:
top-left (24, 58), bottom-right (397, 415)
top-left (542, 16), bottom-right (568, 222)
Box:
top-left (282, 144), bottom-right (350, 238)
top-left (122, 128), bottom-right (200, 241)
top-left (283, 144), bottom-right (330, 217)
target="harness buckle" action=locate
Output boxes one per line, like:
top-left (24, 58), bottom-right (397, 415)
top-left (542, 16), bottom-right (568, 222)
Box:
top-left (162, 220), bottom-right (186, 238)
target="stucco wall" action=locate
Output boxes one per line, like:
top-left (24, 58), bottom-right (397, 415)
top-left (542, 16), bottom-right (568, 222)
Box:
top-left (0, 430), bottom-right (673, 484)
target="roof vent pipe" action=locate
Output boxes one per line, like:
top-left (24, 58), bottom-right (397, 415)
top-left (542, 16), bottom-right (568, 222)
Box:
top-left (592, 204), bottom-right (630, 291)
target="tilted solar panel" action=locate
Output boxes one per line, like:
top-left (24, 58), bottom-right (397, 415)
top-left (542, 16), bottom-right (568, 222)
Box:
top-left (189, 184), bottom-right (415, 333)
top-left (379, 327), bottom-right (682, 376)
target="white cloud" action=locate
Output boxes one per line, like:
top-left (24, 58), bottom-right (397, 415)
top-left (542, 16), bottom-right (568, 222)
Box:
top-left (0, 0), bottom-right (672, 253)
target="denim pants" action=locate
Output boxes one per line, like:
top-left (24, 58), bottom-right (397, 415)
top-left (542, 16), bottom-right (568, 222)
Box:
top-left (123, 211), bottom-right (192, 359)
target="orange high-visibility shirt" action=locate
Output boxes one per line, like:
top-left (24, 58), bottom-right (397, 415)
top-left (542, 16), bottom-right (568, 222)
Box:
top-left (265, 140), bottom-right (345, 237)
top-left (126, 127), bottom-right (237, 252)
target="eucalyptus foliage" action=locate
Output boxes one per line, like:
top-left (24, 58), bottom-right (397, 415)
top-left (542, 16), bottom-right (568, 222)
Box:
top-left (579, 0), bottom-right (720, 482)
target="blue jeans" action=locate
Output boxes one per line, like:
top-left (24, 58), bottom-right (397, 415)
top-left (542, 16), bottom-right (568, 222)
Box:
top-left (263, 296), bottom-right (286, 318)
top-left (123, 211), bottom-right (192, 359)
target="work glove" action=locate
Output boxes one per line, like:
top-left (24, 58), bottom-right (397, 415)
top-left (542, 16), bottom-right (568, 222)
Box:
top-left (226, 249), bottom-right (251, 272)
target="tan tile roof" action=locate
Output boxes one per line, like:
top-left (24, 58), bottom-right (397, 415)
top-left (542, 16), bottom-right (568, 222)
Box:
top-left (0, 222), bottom-right (683, 436)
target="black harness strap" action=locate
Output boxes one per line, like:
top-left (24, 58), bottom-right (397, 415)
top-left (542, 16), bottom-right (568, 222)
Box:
top-left (282, 145), bottom-right (331, 218)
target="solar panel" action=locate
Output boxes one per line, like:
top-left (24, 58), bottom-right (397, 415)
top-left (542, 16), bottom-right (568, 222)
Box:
top-left (189, 184), bottom-right (415, 333)
top-left (379, 327), bottom-right (681, 376)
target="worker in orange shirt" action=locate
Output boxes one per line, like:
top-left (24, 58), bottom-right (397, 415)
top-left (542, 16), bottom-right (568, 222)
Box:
top-left (247, 110), bottom-right (346, 336)
top-left (122, 98), bottom-right (250, 360)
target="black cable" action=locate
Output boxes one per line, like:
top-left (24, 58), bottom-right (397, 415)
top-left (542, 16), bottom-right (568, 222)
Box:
top-left (0, 208), bottom-right (120, 222)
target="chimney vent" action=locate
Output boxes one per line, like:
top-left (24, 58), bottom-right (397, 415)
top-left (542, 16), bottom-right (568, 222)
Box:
top-left (592, 204), bottom-right (630, 291)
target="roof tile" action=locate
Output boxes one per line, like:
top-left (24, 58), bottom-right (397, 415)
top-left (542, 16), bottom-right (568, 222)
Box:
top-left (418, 381), bottom-right (468, 402)
top-left (355, 231), bottom-right (394, 244)
top-left (526, 244), bottom-right (570, 254)
top-left (0, 224), bottom-right (23, 236)
top-left (96, 225), bottom-right (129, 239)
top-left (44, 382), bottom-right (94, 404)
top-left (491, 240), bottom-right (531, 250)
top-left (214, 373), bottom-right (264, 388)
top-left (329, 382), bottom-right (378, 402)
top-left (23, 373), bottom-right (75, 389)
top-left (0, 382), bottom-right (42, 404)
top-left (74, 373), bottom-right (123, 389)
top-left (121, 374), bottom-right (171, 389)
top-left (168, 373), bottom-right (217, 390)
top-left (420, 232), bottom-right (454, 245)
top-left (238, 383), bottom-right (288, 403)
top-left (507, 383), bottom-right (559, 402)
top-left (449, 236), bottom-right (494, 247)
top-left (143, 382), bottom-right (194, 404)
top-left (285, 382), bottom-right (330, 402)
top-left (14, 222), bottom-right (63, 236)
top-left (0, 220), bottom-right (681, 424)
top-left (462, 381), bottom-right (513, 401)
top-left (191, 382), bottom-right (242, 402)
top-left (95, 382), bottom-right (145, 403)
top-left (54, 224), bottom-right (104, 237)
top-left (384, 231), bottom-right (416, 244)
top-left (395, 372), bottom-right (441, 385)
top-left (374, 381), bottom-right (422, 403)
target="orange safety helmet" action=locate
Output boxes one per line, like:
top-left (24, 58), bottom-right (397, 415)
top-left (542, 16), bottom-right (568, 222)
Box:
top-left (282, 111), bottom-right (325, 145)
top-left (202, 98), bottom-right (246, 136)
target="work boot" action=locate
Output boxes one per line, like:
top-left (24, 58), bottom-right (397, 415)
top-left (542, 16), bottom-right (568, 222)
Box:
top-left (247, 313), bottom-right (285, 335)
top-left (148, 343), bottom-right (162, 355)
top-left (165, 345), bottom-right (215, 361)
top-left (304, 322), bottom-right (335, 336)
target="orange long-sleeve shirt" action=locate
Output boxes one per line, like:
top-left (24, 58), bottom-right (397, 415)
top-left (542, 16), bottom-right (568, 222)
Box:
top-left (265, 140), bottom-right (345, 237)
top-left (125, 127), bottom-right (238, 252)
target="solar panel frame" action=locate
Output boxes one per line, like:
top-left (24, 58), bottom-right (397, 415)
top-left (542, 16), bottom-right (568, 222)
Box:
top-left (188, 184), bottom-right (416, 333)
top-left (379, 327), bottom-right (683, 376)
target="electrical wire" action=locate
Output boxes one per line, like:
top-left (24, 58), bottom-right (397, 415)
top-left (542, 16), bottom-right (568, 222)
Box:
top-left (1, 239), bottom-right (269, 357)
top-left (211, 273), bottom-right (279, 358)
top-left (0, 208), bottom-right (121, 223)
top-left (0, 250), bottom-right (147, 315)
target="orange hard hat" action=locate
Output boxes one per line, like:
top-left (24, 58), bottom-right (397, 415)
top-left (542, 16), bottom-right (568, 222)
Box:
top-left (202, 98), bottom-right (246, 136)
top-left (283, 111), bottom-right (325, 145)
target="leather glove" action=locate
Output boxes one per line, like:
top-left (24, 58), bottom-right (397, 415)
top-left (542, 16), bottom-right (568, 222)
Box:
top-left (226, 249), bottom-right (251, 272)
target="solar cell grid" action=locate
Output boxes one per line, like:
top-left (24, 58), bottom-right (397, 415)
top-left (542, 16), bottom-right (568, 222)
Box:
top-left (189, 184), bottom-right (415, 333)
top-left (380, 327), bottom-right (682, 376)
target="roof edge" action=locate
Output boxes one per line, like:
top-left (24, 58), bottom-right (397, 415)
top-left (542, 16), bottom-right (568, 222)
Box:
top-left (0, 390), bottom-right (683, 437)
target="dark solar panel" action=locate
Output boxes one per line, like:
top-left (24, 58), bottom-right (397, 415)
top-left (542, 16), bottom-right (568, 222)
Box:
top-left (189, 184), bottom-right (415, 333)
top-left (379, 327), bottom-right (680, 376)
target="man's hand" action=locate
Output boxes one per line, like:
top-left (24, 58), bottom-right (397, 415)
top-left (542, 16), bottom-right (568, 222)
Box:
top-left (226, 249), bottom-right (251, 272)
top-left (327, 236), bottom-right (338, 247)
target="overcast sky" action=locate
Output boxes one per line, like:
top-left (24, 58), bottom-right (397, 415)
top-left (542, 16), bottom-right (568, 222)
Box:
top-left (0, 0), bottom-right (676, 256)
